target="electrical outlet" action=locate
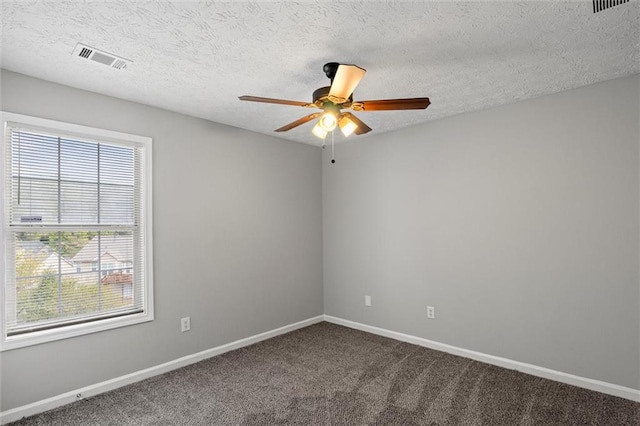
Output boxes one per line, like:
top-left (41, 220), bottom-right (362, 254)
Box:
top-left (181, 316), bottom-right (191, 332)
top-left (365, 295), bottom-right (372, 307)
top-left (427, 306), bottom-right (435, 319)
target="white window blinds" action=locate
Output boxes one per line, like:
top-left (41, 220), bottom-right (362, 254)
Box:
top-left (2, 113), bottom-right (152, 348)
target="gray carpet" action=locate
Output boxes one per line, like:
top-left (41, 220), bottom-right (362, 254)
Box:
top-left (9, 322), bottom-right (639, 425)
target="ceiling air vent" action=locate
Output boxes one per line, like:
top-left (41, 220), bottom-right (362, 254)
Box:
top-left (72, 43), bottom-right (132, 70)
top-left (593, 0), bottom-right (629, 13)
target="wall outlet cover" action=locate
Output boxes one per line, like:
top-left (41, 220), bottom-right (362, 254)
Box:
top-left (181, 317), bottom-right (191, 332)
top-left (427, 306), bottom-right (435, 319)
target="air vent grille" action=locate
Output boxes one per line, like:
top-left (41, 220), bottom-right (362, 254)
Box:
top-left (593, 0), bottom-right (629, 13)
top-left (112, 59), bottom-right (128, 70)
top-left (72, 43), bottom-right (132, 70)
top-left (78, 47), bottom-right (92, 59)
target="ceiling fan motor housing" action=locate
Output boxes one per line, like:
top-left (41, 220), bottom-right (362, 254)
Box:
top-left (313, 86), bottom-right (331, 103)
top-left (323, 62), bottom-right (340, 82)
top-left (313, 86), bottom-right (352, 109)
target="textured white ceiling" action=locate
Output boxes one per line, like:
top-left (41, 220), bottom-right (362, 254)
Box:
top-left (1, 1), bottom-right (638, 145)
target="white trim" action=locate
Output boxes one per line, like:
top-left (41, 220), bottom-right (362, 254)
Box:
top-left (0, 315), bottom-right (323, 425)
top-left (0, 111), bottom-right (154, 351)
top-left (324, 315), bottom-right (640, 403)
top-left (1, 312), bottom-right (153, 351)
top-left (2, 314), bottom-right (637, 424)
top-left (1, 111), bottom-right (150, 146)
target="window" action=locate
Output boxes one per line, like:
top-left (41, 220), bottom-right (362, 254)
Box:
top-left (1, 112), bottom-right (153, 350)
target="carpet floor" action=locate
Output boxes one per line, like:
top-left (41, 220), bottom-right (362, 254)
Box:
top-left (8, 322), bottom-right (639, 425)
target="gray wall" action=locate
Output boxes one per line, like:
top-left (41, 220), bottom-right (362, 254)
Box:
top-left (323, 75), bottom-right (639, 390)
top-left (1, 70), bottom-right (638, 412)
top-left (0, 70), bottom-right (324, 411)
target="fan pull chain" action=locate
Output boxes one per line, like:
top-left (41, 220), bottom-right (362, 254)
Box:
top-left (331, 131), bottom-right (335, 164)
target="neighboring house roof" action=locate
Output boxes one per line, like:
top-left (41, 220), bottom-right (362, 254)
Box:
top-left (16, 240), bottom-right (50, 261)
top-left (72, 235), bottom-right (133, 263)
top-left (101, 271), bottom-right (132, 285)
top-left (42, 253), bottom-right (75, 270)
top-left (16, 240), bottom-right (75, 273)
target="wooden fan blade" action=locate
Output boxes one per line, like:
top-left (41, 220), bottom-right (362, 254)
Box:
top-left (328, 64), bottom-right (366, 103)
top-left (342, 112), bottom-right (372, 135)
top-left (274, 113), bottom-right (321, 132)
top-left (239, 95), bottom-right (310, 107)
top-left (358, 97), bottom-right (431, 111)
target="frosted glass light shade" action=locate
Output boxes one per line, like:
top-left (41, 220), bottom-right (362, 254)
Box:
top-left (312, 123), bottom-right (328, 139)
top-left (338, 116), bottom-right (358, 137)
top-left (318, 112), bottom-right (337, 131)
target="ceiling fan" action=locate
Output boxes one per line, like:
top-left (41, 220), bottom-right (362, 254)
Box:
top-left (239, 62), bottom-right (431, 141)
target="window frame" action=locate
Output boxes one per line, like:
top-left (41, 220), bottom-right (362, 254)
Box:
top-left (0, 111), bottom-right (153, 351)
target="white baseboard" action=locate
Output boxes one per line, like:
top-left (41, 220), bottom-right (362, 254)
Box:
top-left (324, 315), bottom-right (640, 403)
top-left (0, 315), bottom-right (324, 425)
top-left (3, 314), bottom-right (637, 424)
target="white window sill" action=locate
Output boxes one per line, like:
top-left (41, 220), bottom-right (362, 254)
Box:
top-left (1, 311), bottom-right (153, 351)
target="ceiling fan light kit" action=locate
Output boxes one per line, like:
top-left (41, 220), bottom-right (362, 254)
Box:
top-left (338, 115), bottom-right (358, 137)
top-left (239, 62), bottom-right (430, 162)
top-left (318, 104), bottom-right (340, 131)
top-left (311, 122), bottom-right (328, 140)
